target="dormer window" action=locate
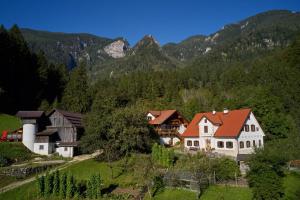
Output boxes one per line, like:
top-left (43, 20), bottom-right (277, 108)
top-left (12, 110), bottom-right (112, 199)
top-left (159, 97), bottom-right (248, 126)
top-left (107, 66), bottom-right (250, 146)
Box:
top-left (204, 126), bottom-right (208, 133)
top-left (204, 119), bottom-right (207, 123)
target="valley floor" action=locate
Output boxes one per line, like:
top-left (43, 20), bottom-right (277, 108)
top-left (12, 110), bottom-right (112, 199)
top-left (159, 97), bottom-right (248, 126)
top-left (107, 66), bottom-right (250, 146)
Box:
top-left (1, 157), bottom-right (299, 200)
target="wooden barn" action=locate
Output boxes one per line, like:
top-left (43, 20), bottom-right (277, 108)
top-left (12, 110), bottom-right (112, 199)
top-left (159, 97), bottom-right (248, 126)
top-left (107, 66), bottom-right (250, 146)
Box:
top-left (16, 109), bottom-right (84, 157)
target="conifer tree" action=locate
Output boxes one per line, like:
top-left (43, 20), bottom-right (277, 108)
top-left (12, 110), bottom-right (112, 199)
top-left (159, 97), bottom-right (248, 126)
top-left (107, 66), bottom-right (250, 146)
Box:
top-left (53, 170), bottom-right (60, 196)
top-left (95, 173), bottom-right (102, 198)
top-left (59, 172), bottom-right (67, 198)
top-left (61, 62), bottom-right (90, 113)
top-left (44, 171), bottom-right (54, 197)
top-left (66, 172), bottom-right (76, 199)
top-left (36, 175), bottom-right (45, 197)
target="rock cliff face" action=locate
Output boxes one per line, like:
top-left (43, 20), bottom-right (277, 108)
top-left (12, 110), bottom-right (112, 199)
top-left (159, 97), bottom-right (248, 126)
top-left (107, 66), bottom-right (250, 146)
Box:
top-left (104, 40), bottom-right (128, 58)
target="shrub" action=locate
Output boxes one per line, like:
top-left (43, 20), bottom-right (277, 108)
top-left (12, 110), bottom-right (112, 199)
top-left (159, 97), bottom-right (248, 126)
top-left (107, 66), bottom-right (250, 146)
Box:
top-left (0, 155), bottom-right (9, 167)
top-left (151, 143), bottom-right (175, 168)
top-left (151, 175), bottom-right (165, 197)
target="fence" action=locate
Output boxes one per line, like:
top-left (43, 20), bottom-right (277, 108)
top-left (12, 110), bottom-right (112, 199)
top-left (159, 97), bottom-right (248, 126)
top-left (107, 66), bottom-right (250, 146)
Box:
top-left (163, 170), bottom-right (248, 193)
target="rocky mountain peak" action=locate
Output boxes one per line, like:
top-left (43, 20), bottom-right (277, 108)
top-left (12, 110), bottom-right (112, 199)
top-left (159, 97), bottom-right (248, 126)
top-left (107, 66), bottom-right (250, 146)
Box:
top-left (134, 34), bottom-right (160, 50)
top-left (104, 39), bottom-right (129, 58)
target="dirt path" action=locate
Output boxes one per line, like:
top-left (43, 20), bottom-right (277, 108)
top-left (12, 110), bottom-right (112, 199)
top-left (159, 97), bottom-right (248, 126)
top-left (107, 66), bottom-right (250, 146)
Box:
top-left (0, 150), bottom-right (102, 194)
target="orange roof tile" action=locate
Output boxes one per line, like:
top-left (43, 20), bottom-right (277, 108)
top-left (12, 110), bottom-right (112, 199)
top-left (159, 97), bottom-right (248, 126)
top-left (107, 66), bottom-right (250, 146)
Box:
top-left (148, 110), bottom-right (177, 125)
top-left (182, 108), bottom-right (251, 138)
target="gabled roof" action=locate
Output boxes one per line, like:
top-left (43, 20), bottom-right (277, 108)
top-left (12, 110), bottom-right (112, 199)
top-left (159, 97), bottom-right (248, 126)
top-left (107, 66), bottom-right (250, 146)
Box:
top-left (182, 108), bottom-right (251, 138)
top-left (48, 109), bottom-right (83, 128)
top-left (16, 111), bottom-right (44, 119)
top-left (148, 110), bottom-right (177, 125)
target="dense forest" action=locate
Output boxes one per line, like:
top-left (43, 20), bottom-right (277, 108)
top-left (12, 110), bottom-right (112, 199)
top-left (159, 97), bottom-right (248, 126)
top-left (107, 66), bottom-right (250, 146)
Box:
top-left (1, 17), bottom-right (300, 199)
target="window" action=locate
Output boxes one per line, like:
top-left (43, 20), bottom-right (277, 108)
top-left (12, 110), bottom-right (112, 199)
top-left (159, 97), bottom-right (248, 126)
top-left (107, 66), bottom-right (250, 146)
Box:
top-left (187, 140), bottom-right (192, 146)
top-left (194, 141), bottom-right (199, 146)
top-left (204, 126), bottom-right (208, 133)
top-left (64, 147), bottom-right (68, 151)
top-left (253, 140), bottom-right (256, 147)
top-left (251, 125), bottom-right (255, 132)
top-left (39, 145), bottom-right (44, 150)
top-left (244, 125), bottom-right (249, 132)
top-left (147, 116), bottom-right (152, 121)
top-left (240, 141), bottom-right (244, 149)
top-left (256, 127), bottom-right (259, 131)
top-left (217, 141), bottom-right (224, 148)
top-left (204, 119), bottom-right (207, 123)
top-left (246, 141), bottom-right (251, 148)
top-left (259, 140), bottom-right (262, 147)
top-left (226, 141), bottom-right (233, 149)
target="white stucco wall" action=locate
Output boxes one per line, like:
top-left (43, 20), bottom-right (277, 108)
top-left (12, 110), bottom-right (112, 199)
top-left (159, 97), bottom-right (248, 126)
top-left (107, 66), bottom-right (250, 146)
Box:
top-left (184, 138), bottom-right (201, 149)
top-left (178, 124), bottom-right (186, 134)
top-left (213, 138), bottom-right (238, 157)
top-left (23, 123), bottom-right (37, 152)
top-left (199, 117), bottom-right (219, 137)
top-left (237, 112), bottom-right (264, 154)
top-left (146, 113), bottom-right (156, 121)
top-left (56, 146), bottom-right (74, 158)
top-left (184, 112), bottom-right (265, 158)
top-left (33, 143), bottom-right (55, 155)
top-left (160, 137), bottom-right (181, 146)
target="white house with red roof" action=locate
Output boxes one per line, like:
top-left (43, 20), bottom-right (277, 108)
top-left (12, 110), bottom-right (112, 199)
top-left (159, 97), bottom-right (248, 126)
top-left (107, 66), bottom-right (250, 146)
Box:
top-left (147, 110), bottom-right (189, 146)
top-left (182, 108), bottom-right (265, 159)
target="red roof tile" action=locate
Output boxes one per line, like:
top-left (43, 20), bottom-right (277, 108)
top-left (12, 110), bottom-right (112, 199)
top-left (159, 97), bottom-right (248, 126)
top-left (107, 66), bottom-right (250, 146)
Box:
top-left (182, 108), bottom-right (251, 138)
top-left (148, 110), bottom-right (177, 125)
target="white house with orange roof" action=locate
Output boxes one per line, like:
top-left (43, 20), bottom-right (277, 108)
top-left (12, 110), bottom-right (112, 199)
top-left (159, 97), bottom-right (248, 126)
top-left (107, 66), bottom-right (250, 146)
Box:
top-left (147, 110), bottom-right (189, 146)
top-left (181, 108), bottom-right (265, 159)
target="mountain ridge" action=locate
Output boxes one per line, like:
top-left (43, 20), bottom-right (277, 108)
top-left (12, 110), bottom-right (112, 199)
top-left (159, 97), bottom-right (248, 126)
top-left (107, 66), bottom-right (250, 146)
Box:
top-left (19, 9), bottom-right (300, 77)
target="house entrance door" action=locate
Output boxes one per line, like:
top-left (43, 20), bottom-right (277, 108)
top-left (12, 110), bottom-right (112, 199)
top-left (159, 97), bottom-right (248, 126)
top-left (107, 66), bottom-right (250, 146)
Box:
top-left (205, 139), bottom-right (211, 151)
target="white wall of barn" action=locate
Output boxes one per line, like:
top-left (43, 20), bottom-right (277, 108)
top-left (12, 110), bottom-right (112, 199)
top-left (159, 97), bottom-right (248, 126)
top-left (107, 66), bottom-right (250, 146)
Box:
top-left (33, 143), bottom-right (55, 155)
top-left (56, 146), bottom-right (74, 157)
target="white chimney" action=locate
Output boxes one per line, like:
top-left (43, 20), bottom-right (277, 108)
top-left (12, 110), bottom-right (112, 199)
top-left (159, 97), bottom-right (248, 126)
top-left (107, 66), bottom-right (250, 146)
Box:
top-left (223, 108), bottom-right (229, 114)
top-left (212, 110), bottom-right (216, 115)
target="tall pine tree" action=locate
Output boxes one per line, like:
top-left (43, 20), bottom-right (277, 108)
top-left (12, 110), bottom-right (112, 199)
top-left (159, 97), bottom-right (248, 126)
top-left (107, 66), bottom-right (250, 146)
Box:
top-left (62, 62), bottom-right (90, 113)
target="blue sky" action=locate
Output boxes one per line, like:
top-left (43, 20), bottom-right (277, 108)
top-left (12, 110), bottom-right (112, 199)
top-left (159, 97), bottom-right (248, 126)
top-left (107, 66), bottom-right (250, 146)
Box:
top-left (0, 0), bottom-right (299, 45)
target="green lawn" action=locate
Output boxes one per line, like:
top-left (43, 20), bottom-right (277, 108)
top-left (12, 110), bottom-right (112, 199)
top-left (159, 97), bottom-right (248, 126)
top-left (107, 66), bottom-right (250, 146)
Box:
top-left (0, 175), bottom-right (17, 189)
top-left (200, 185), bottom-right (252, 200)
top-left (60, 159), bottom-right (138, 187)
top-left (283, 171), bottom-right (300, 200)
top-left (0, 158), bottom-right (141, 200)
top-left (0, 114), bottom-right (21, 133)
top-left (144, 186), bottom-right (252, 200)
top-left (144, 188), bottom-right (197, 200)
top-left (0, 142), bottom-right (34, 163)
top-left (0, 181), bottom-right (37, 200)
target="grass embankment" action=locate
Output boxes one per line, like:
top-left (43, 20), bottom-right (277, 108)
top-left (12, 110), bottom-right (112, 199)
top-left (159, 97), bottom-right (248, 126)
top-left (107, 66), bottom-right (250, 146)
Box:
top-left (0, 142), bottom-right (34, 163)
top-left (0, 158), bottom-right (141, 200)
top-left (144, 186), bottom-right (252, 200)
top-left (283, 171), bottom-right (300, 199)
top-left (1, 158), bottom-right (299, 200)
top-left (0, 114), bottom-right (21, 133)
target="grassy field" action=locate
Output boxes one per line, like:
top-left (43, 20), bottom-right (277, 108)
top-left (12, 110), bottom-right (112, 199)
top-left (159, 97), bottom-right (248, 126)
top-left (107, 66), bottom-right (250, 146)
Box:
top-left (60, 159), bottom-right (138, 187)
top-left (0, 142), bottom-right (34, 163)
top-left (144, 188), bottom-right (197, 200)
top-left (1, 159), bottom-right (299, 200)
top-left (0, 158), bottom-right (141, 200)
top-left (200, 185), bottom-right (252, 200)
top-left (0, 114), bottom-right (21, 133)
top-left (283, 171), bottom-right (300, 199)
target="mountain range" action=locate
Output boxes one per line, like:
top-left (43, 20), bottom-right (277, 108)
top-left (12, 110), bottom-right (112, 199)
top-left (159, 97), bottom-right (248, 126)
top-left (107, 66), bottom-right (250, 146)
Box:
top-left (21, 10), bottom-right (300, 78)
